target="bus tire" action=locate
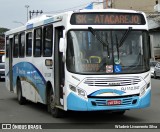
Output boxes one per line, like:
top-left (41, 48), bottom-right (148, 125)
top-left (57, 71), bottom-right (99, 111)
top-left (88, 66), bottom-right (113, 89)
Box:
top-left (48, 88), bottom-right (64, 118)
top-left (17, 79), bottom-right (26, 105)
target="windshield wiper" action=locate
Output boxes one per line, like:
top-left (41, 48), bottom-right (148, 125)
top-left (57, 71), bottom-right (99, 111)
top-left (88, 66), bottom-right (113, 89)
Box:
top-left (119, 27), bottom-right (132, 47)
top-left (88, 27), bottom-right (110, 58)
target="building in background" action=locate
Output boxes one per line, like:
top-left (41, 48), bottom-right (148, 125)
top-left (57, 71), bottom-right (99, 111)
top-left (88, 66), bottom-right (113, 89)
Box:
top-left (104, 0), bottom-right (155, 12)
top-left (0, 27), bottom-right (8, 52)
top-left (104, 0), bottom-right (160, 60)
top-left (85, 0), bottom-right (104, 9)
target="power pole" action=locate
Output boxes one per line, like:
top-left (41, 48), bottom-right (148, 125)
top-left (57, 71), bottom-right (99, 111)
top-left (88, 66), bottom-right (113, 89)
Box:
top-left (25, 5), bottom-right (30, 21)
top-left (29, 10), bottom-right (43, 19)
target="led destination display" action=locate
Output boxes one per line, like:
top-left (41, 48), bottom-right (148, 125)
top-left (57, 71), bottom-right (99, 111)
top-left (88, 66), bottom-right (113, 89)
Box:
top-left (71, 13), bottom-right (145, 25)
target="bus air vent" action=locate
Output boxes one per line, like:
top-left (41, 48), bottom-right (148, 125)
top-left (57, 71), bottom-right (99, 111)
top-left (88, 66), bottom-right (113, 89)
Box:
top-left (84, 77), bottom-right (141, 87)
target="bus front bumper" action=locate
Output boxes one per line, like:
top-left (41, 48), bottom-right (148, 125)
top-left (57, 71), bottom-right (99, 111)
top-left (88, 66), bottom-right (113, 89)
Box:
top-left (67, 90), bottom-right (151, 111)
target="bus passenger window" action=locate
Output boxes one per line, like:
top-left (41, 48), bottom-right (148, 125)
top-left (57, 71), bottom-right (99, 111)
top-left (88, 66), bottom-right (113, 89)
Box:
top-left (19, 33), bottom-right (25, 57)
top-left (34, 28), bottom-right (42, 57)
top-left (26, 32), bottom-right (32, 56)
top-left (43, 25), bottom-right (53, 57)
top-left (13, 35), bottom-right (19, 58)
top-left (6, 37), bottom-right (9, 58)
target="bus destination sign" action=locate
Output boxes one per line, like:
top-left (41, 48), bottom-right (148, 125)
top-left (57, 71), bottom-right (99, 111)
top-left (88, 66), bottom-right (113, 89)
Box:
top-left (70, 13), bottom-right (145, 25)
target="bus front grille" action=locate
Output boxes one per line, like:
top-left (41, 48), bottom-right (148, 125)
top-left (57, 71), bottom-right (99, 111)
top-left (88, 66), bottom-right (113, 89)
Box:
top-left (91, 97), bottom-right (138, 106)
top-left (84, 77), bottom-right (141, 86)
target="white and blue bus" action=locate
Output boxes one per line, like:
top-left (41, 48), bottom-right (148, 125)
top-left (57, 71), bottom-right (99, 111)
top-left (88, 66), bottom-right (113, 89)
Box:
top-left (5, 9), bottom-right (151, 117)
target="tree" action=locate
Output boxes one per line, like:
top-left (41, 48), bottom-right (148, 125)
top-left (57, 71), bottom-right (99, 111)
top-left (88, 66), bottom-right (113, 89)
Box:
top-left (0, 27), bottom-right (9, 50)
top-left (0, 27), bottom-right (9, 36)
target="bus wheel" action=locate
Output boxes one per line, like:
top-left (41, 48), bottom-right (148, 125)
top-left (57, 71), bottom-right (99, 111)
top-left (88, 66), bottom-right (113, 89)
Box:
top-left (17, 79), bottom-right (26, 105)
top-left (48, 89), bottom-right (64, 118)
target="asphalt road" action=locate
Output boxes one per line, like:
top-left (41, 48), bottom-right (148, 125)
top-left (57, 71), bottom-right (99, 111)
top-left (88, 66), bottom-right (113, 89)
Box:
top-left (0, 78), bottom-right (160, 131)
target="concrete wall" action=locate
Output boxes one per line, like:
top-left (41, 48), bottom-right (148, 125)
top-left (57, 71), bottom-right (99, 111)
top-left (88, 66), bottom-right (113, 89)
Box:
top-left (105, 0), bottom-right (156, 12)
top-left (150, 32), bottom-right (160, 59)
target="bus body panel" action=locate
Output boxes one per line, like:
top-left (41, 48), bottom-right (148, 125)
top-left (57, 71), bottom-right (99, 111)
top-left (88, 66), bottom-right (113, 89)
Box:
top-left (5, 9), bottom-right (151, 113)
top-left (67, 89), bottom-right (151, 111)
top-left (65, 71), bottom-right (151, 111)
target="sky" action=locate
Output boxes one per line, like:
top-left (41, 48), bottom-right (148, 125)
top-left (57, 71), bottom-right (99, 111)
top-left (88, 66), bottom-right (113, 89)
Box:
top-left (0, 0), bottom-right (95, 29)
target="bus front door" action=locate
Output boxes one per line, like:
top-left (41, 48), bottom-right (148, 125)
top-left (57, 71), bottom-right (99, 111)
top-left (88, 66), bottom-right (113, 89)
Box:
top-left (9, 37), bottom-right (13, 92)
top-left (54, 26), bottom-right (65, 106)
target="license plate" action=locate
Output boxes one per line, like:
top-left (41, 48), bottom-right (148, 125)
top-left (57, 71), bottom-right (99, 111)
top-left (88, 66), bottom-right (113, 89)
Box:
top-left (107, 100), bottom-right (121, 106)
top-left (0, 76), bottom-right (5, 79)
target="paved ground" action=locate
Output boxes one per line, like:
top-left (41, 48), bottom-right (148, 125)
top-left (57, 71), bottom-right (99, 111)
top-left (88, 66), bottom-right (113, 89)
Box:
top-left (0, 78), bottom-right (160, 131)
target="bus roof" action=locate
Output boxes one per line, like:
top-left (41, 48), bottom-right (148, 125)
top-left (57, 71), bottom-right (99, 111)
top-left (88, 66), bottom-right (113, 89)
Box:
top-left (5, 9), bottom-right (146, 35)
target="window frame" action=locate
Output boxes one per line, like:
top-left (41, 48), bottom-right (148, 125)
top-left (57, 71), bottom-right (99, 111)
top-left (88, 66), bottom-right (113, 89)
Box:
top-left (43, 25), bottom-right (53, 57)
top-left (19, 32), bottom-right (25, 58)
top-left (34, 27), bottom-right (42, 57)
top-left (13, 34), bottom-right (19, 58)
top-left (6, 37), bottom-right (9, 58)
top-left (26, 32), bottom-right (33, 57)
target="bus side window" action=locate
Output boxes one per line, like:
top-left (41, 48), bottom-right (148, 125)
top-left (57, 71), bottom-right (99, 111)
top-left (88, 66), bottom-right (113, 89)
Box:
top-left (34, 28), bottom-right (42, 57)
top-left (6, 37), bottom-right (9, 58)
top-left (19, 32), bottom-right (25, 57)
top-left (0, 55), bottom-right (2, 63)
top-left (43, 25), bottom-right (53, 57)
top-left (13, 34), bottom-right (19, 58)
top-left (26, 32), bottom-right (32, 56)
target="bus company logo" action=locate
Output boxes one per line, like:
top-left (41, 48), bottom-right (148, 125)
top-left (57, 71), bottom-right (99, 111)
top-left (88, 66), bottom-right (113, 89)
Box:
top-left (2, 124), bottom-right (11, 129)
top-left (108, 82), bottom-right (121, 86)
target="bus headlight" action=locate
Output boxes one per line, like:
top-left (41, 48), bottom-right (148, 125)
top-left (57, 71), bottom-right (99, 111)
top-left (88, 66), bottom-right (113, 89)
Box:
top-left (140, 85), bottom-right (146, 97)
top-left (146, 82), bottom-right (150, 89)
top-left (69, 85), bottom-right (87, 99)
top-left (69, 85), bottom-right (76, 92)
top-left (77, 88), bottom-right (87, 98)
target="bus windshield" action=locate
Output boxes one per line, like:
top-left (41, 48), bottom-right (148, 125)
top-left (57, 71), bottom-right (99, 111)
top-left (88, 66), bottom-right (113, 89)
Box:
top-left (66, 30), bottom-right (150, 74)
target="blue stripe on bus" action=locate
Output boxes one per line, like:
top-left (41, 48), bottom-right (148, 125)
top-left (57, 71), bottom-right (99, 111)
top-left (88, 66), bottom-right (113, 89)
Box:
top-left (67, 90), bottom-right (151, 111)
top-left (26, 24), bottom-right (33, 29)
top-left (44, 18), bottom-right (54, 25)
top-left (89, 89), bottom-right (126, 96)
top-left (12, 62), bottom-right (46, 103)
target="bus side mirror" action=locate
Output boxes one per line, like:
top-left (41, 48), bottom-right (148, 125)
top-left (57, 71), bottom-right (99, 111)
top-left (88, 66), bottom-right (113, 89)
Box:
top-left (59, 38), bottom-right (66, 62)
top-left (59, 38), bottom-right (65, 53)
